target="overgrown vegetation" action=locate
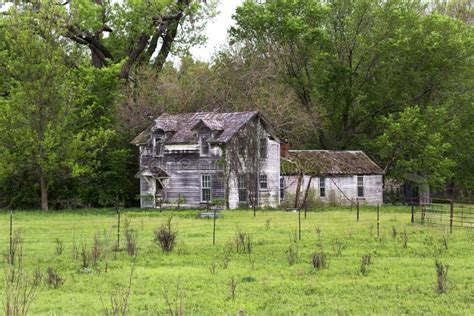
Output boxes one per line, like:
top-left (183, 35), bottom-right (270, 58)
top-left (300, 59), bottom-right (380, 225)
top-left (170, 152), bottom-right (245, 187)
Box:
top-left (154, 217), bottom-right (178, 252)
top-left (0, 207), bottom-right (472, 314)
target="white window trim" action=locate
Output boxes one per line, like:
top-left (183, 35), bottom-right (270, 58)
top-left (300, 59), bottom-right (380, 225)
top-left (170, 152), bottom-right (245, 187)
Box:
top-left (259, 174), bottom-right (268, 191)
top-left (200, 136), bottom-right (210, 157)
top-left (201, 174), bottom-right (212, 202)
top-left (319, 177), bottom-right (326, 198)
top-left (357, 175), bottom-right (364, 197)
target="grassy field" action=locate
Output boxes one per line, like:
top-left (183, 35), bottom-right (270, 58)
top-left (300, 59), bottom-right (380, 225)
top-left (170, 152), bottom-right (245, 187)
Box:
top-left (0, 206), bottom-right (473, 314)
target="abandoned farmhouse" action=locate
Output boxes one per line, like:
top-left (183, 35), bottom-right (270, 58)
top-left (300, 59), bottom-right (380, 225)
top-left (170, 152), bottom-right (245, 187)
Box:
top-left (132, 111), bottom-right (384, 209)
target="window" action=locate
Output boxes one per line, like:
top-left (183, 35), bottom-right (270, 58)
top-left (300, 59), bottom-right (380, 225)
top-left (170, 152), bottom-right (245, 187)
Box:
top-left (319, 177), bottom-right (325, 197)
top-left (238, 142), bottom-right (246, 156)
top-left (259, 174), bottom-right (268, 190)
top-left (238, 175), bottom-right (247, 202)
top-left (357, 175), bottom-right (364, 197)
top-left (154, 140), bottom-right (162, 156)
top-left (200, 135), bottom-right (209, 156)
top-left (280, 177), bottom-right (285, 200)
top-left (201, 174), bottom-right (211, 202)
top-left (259, 138), bottom-right (267, 158)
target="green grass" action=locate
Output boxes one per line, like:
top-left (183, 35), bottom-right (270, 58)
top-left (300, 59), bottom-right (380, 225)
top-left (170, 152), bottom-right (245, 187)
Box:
top-left (0, 206), bottom-right (473, 314)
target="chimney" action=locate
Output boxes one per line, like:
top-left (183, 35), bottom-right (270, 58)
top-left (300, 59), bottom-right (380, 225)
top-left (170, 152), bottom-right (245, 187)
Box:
top-left (281, 140), bottom-right (289, 158)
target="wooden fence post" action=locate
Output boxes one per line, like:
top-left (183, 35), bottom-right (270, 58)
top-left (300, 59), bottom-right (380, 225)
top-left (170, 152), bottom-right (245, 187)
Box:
top-left (460, 205), bottom-right (464, 227)
top-left (449, 200), bottom-right (454, 234)
top-left (177, 194), bottom-right (181, 210)
top-left (411, 204), bottom-right (414, 224)
top-left (356, 201), bottom-right (360, 222)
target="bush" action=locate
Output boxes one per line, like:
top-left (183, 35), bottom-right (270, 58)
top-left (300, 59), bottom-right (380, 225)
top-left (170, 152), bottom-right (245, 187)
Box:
top-left (435, 260), bottom-right (449, 293)
top-left (46, 267), bottom-right (64, 289)
top-left (360, 254), bottom-right (372, 276)
top-left (124, 219), bottom-right (138, 257)
top-left (154, 216), bottom-right (177, 252)
top-left (286, 244), bottom-right (299, 266)
top-left (311, 252), bottom-right (328, 270)
top-left (55, 238), bottom-right (64, 256)
top-left (234, 231), bottom-right (252, 254)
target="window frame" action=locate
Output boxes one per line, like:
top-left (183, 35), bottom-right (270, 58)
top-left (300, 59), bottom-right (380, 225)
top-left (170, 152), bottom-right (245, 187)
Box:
top-left (200, 135), bottom-right (210, 157)
top-left (259, 137), bottom-right (267, 159)
top-left (319, 177), bottom-right (326, 198)
top-left (259, 174), bottom-right (268, 191)
top-left (357, 175), bottom-right (364, 197)
top-left (280, 177), bottom-right (285, 200)
top-left (201, 174), bottom-right (212, 202)
top-left (238, 175), bottom-right (247, 203)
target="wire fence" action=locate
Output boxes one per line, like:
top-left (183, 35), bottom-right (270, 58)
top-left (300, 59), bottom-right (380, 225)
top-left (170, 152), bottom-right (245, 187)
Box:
top-left (1, 201), bottom-right (472, 261)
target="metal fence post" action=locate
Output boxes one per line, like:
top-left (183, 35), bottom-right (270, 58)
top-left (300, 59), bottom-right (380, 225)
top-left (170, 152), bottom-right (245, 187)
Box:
top-left (449, 200), bottom-right (454, 234)
top-left (9, 210), bottom-right (13, 263)
top-left (213, 206), bottom-right (216, 246)
top-left (298, 207), bottom-right (302, 241)
top-left (377, 203), bottom-right (380, 238)
top-left (117, 207), bottom-right (121, 250)
top-left (411, 204), bottom-right (414, 224)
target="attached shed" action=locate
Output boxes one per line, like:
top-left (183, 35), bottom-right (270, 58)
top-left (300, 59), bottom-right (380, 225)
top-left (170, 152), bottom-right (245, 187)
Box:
top-left (281, 150), bottom-right (384, 206)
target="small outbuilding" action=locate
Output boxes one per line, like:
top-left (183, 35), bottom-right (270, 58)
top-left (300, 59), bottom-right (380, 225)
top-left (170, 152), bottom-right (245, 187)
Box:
top-left (281, 150), bottom-right (384, 206)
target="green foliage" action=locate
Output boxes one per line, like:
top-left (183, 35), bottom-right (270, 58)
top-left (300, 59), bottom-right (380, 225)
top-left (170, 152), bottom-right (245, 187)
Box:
top-left (375, 106), bottom-right (455, 189)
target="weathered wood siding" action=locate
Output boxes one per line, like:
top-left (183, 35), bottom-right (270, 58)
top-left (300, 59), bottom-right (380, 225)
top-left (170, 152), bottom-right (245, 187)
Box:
top-left (283, 175), bottom-right (383, 206)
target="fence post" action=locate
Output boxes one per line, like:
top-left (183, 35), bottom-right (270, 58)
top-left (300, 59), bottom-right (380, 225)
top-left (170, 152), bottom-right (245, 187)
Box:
top-left (460, 205), bottom-right (464, 227)
top-left (117, 207), bottom-right (121, 250)
top-left (356, 201), bottom-right (360, 222)
top-left (9, 210), bottom-right (13, 263)
top-left (304, 201), bottom-right (307, 219)
top-left (421, 203), bottom-right (425, 224)
top-left (298, 207), bottom-right (301, 241)
top-left (449, 199), bottom-right (454, 234)
top-left (411, 204), bottom-right (414, 223)
top-left (177, 194), bottom-right (181, 210)
top-left (377, 203), bottom-right (380, 238)
top-left (213, 206), bottom-right (216, 246)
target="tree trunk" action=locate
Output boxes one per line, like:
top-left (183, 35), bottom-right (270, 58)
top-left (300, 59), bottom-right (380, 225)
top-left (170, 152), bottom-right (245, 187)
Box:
top-left (294, 173), bottom-right (304, 209)
top-left (301, 176), bottom-right (313, 210)
top-left (40, 175), bottom-right (48, 212)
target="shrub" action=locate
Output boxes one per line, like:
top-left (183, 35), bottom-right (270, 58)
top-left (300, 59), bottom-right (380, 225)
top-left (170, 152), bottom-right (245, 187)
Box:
top-left (228, 276), bottom-right (237, 300)
top-left (311, 252), bottom-right (328, 270)
top-left (55, 238), bottom-right (64, 256)
top-left (331, 239), bottom-right (346, 257)
top-left (154, 216), bottom-right (178, 252)
top-left (360, 254), bottom-right (372, 276)
top-left (124, 219), bottom-right (138, 257)
top-left (46, 267), bottom-right (64, 289)
top-left (435, 260), bottom-right (449, 293)
top-left (401, 228), bottom-right (408, 248)
top-left (4, 231), bottom-right (42, 316)
top-left (234, 231), bottom-right (252, 254)
top-left (286, 244), bottom-right (299, 266)
top-left (103, 265), bottom-right (134, 316)
top-left (80, 243), bottom-right (90, 270)
top-left (91, 233), bottom-right (102, 266)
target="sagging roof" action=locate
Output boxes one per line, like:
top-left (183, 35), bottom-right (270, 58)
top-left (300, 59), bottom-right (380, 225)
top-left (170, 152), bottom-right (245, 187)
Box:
top-left (281, 150), bottom-right (384, 176)
top-left (132, 111), bottom-right (268, 145)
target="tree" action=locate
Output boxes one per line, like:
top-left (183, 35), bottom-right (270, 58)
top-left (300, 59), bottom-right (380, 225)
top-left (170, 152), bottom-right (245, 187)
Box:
top-left (375, 106), bottom-right (455, 189)
top-left (0, 4), bottom-right (113, 210)
top-left (230, 0), bottom-right (471, 150)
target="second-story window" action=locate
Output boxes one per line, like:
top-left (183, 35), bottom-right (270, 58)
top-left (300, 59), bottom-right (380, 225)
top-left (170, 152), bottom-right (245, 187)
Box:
top-left (200, 135), bottom-right (210, 156)
top-left (154, 140), bottom-right (162, 156)
top-left (259, 137), bottom-right (267, 158)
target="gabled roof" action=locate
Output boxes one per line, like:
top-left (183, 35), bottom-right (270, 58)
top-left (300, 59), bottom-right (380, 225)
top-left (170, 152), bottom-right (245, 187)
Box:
top-left (281, 150), bottom-right (384, 176)
top-left (132, 111), bottom-right (267, 145)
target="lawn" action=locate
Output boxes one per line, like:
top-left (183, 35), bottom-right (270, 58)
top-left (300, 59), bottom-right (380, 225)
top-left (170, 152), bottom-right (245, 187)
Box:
top-left (0, 206), bottom-right (473, 314)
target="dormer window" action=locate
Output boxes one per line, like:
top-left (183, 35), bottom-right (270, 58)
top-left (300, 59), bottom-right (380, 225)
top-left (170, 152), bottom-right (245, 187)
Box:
top-left (200, 135), bottom-right (210, 156)
top-left (153, 129), bottom-right (164, 157)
